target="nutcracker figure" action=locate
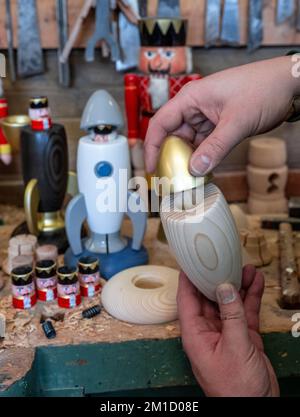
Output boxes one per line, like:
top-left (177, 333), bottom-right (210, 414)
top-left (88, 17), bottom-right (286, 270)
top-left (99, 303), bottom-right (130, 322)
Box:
top-left (0, 79), bottom-right (12, 165)
top-left (124, 18), bottom-right (202, 177)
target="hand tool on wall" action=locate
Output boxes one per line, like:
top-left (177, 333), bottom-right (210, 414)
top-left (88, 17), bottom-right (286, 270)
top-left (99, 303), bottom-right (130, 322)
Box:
top-left (204, 0), bottom-right (222, 47)
top-left (276, 0), bottom-right (295, 24)
top-left (116, 0), bottom-right (140, 71)
top-left (221, 0), bottom-right (240, 45)
top-left (85, 0), bottom-right (120, 62)
top-left (56, 0), bottom-right (70, 87)
top-left (157, 0), bottom-right (180, 17)
top-left (248, 0), bottom-right (263, 51)
top-left (17, 0), bottom-right (44, 78)
top-left (296, 0), bottom-right (300, 30)
top-left (5, 0), bottom-right (16, 82)
top-left (138, 0), bottom-right (148, 17)
top-left (60, 0), bottom-right (95, 64)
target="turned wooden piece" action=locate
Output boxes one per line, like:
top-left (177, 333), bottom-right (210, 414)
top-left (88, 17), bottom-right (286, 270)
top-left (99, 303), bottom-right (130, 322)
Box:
top-left (240, 229), bottom-right (272, 267)
top-left (160, 183), bottom-right (242, 302)
top-left (279, 223), bottom-right (300, 307)
top-left (247, 137), bottom-right (288, 215)
top-left (248, 195), bottom-right (288, 214)
top-left (101, 266), bottom-right (179, 325)
top-left (248, 137), bottom-right (287, 168)
top-left (247, 165), bottom-right (288, 195)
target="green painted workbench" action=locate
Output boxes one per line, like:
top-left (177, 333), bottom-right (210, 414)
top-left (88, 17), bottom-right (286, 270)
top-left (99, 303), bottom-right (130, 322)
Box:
top-left (0, 213), bottom-right (300, 397)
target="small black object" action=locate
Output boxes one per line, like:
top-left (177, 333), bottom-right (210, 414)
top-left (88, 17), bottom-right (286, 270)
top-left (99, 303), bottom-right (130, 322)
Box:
top-left (42, 320), bottom-right (56, 339)
top-left (261, 218), bottom-right (300, 231)
top-left (82, 305), bottom-right (101, 319)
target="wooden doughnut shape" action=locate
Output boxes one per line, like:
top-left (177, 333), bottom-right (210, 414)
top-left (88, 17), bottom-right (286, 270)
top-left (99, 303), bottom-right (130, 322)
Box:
top-left (160, 183), bottom-right (242, 302)
top-left (101, 266), bottom-right (179, 325)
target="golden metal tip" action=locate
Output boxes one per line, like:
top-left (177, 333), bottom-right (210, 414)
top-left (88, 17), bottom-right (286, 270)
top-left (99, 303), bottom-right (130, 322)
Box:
top-left (155, 135), bottom-right (212, 196)
top-left (0, 115), bottom-right (31, 152)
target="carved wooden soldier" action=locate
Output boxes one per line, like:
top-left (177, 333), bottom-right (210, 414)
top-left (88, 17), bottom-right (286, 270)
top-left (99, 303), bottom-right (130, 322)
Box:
top-left (124, 18), bottom-right (202, 177)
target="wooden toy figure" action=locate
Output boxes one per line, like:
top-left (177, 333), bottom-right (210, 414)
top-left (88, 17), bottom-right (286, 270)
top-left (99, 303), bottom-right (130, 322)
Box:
top-left (124, 18), bottom-right (202, 177)
top-left (0, 79), bottom-right (12, 165)
top-left (64, 90), bottom-right (148, 279)
top-left (15, 96), bottom-right (70, 253)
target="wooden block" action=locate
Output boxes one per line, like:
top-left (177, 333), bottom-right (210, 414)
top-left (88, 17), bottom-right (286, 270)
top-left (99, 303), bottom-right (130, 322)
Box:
top-left (247, 165), bottom-right (288, 195)
top-left (248, 195), bottom-right (288, 215)
top-left (160, 183), bottom-right (242, 302)
top-left (248, 137), bottom-right (287, 169)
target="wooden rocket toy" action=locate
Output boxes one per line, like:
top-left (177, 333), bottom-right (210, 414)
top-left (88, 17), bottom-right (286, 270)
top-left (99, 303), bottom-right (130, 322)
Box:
top-left (64, 90), bottom-right (148, 279)
top-left (158, 136), bottom-right (242, 302)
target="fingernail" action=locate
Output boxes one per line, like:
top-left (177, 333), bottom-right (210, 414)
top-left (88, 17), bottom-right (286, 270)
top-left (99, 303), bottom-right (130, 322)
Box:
top-left (191, 154), bottom-right (211, 176)
top-left (216, 283), bottom-right (236, 305)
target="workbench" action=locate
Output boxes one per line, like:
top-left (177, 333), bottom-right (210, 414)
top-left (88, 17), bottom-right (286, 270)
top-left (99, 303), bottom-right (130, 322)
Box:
top-left (0, 205), bottom-right (300, 397)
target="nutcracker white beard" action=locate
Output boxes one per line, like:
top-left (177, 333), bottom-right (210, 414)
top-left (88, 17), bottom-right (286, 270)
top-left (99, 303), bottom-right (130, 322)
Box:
top-left (148, 75), bottom-right (170, 110)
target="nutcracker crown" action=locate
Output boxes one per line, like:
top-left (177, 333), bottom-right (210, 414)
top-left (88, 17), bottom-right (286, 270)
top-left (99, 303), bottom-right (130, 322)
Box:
top-left (138, 18), bottom-right (187, 47)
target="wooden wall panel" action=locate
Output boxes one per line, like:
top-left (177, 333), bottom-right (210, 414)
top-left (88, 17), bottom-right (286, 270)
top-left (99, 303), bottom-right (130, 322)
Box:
top-left (0, 0), bottom-right (299, 49)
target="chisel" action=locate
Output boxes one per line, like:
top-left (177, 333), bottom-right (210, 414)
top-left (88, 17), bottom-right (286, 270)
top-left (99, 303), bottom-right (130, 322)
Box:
top-left (296, 0), bottom-right (300, 30)
top-left (221, 0), bottom-right (240, 45)
top-left (116, 0), bottom-right (140, 71)
top-left (248, 0), bottom-right (263, 51)
top-left (17, 0), bottom-right (44, 78)
top-left (56, 0), bottom-right (70, 87)
top-left (276, 0), bottom-right (295, 24)
top-left (5, 0), bottom-right (16, 82)
top-left (205, 0), bottom-right (222, 47)
top-left (157, 0), bottom-right (180, 18)
top-left (138, 0), bottom-right (148, 17)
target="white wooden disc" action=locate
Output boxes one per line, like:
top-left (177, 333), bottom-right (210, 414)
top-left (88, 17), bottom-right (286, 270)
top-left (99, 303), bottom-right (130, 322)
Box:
top-left (101, 266), bottom-right (179, 325)
top-left (160, 183), bottom-right (242, 302)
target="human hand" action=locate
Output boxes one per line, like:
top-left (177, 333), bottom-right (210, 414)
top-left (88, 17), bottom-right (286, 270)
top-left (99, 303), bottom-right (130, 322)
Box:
top-left (0, 153), bottom-right (12, 165)
top-left (178, 265), bottom-right (279, 397)
top-left (145, 56), bottom-right (300, 175)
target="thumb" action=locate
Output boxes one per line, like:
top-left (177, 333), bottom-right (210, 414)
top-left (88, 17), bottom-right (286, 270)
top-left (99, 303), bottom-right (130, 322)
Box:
top-left (216, 283), bottom-right (252, 348)
top-left (189, 118), bottom-right (245, 176)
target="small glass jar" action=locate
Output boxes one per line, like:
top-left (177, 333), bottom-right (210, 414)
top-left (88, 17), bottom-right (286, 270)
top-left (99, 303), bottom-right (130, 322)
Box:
top-left (11, 265), bottom-right (36, 309)
top-left (78, 256), bottom-right (101, 298)
top-left (57, 266), bottom-right (81, 309)
top-left (35, 260), bottom-right (57, 302)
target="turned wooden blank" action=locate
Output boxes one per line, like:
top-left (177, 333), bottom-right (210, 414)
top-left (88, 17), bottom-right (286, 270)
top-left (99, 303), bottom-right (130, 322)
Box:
top-left (248, 137), bottom-right (287, 168)
top-left (160, 183), bottom-right (242, 302)
top-left (247, 165), bottom-right (288, 195)
top-left (248, 195), bottom-right (288, 215)
top-left (279, 223), bottom-right (300, 308)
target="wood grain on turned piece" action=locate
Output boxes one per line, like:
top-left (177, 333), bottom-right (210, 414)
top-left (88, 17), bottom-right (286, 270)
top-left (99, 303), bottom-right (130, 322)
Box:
top-left (160, 183), bottom-right (242, 302)
top-left (248, 137), bottom-right (287, 168)
top-left (247, 165), bottom-right (288, 195)
top-left (101, 266), bottom-right (179, 325)
top-left (279, 223), bottom-right (300, 308)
